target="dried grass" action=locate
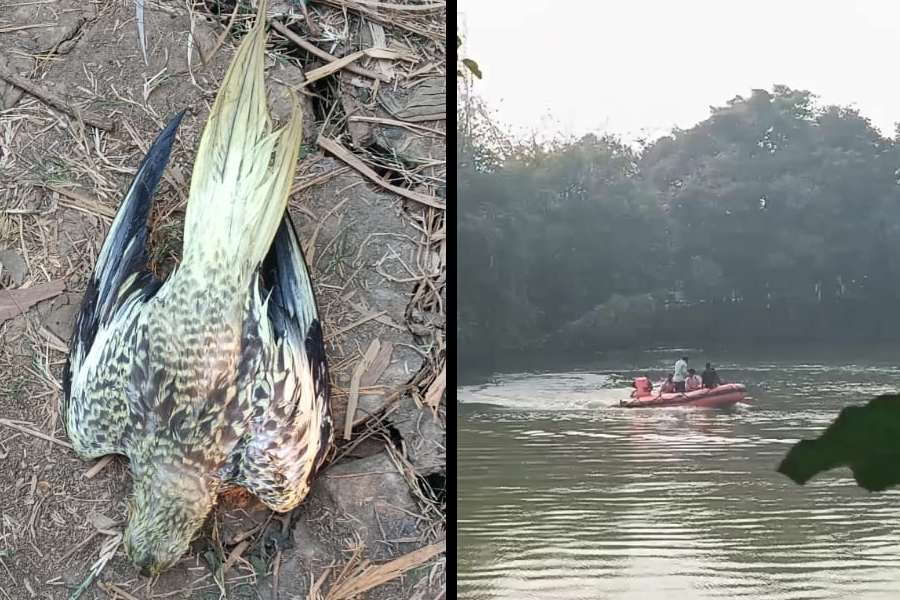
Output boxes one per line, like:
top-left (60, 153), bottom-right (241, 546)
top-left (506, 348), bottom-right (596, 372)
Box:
top-left (321, 540), bottom-right (445, 600)
top-left (318, 135), bottom-right (445, 209)
top-left (68, 529), bottom-right (123, 600)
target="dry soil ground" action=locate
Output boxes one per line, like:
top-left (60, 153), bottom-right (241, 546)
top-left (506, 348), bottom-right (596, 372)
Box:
top-left (0, 1), bottom-right (446, 598)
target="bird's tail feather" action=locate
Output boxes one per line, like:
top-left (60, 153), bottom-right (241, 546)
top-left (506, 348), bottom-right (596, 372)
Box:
top-left (181, 0), bottom-right (301, 283)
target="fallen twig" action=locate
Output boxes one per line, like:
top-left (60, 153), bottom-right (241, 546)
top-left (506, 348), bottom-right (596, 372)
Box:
top-left (382, 112), bottom-right (444, 123)
top-left (306, 196), bottom-right (351, 264)
top-left (269, 21), bottom-right (391, 83)
top-left (39, 326), bottom-right (69, 353)
top-left (0, 419), bottom-right (72, 449)
top-left (291, 166), bottom-right (351, 195)
top-left (46, 184), bottom-right (116, 221)
top-left (316, 0), bottom-right (444, 40)
top-left (301, 48), bottom-right (411, 87)
top-left (325, 540), bottom-right (446, 600)
top-left (325, 310), bottom-right (386, 342)
top-left (317, 136), bottom-right (445, 210)
top-left (221, 540), bottom-right (250, 574)
top-left (0, 23), bottom-right (57, 33)
top-left (272, 550), bottom-right (282, 600)
top-left (83, 455), bottom-right (115, 479)
top-left (331, 389), bottom-right (403, 462)
top-left (344, 339), bottom-right (382, 440)
top-left (202, 0), bottom-right (242, 66)
top-left (59, 531), bottom-right (99, 563)
top-left (296, 0), bottom-right (321, 37)
top-left (325, 0), bottom-right (445, 10)
top-left (308, 565), bottom-right (331, 600)
top-left (348, 115), bottom-right (445, 137)
top-left (0, 70), bottom-right (113, 131)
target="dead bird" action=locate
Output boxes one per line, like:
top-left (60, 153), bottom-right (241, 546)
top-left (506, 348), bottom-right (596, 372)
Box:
top-left (61, 0), bottom-right (332, 576)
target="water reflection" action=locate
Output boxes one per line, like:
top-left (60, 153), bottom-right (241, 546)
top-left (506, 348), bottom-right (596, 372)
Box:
top-left (458, 353), bottom-right (900, 599)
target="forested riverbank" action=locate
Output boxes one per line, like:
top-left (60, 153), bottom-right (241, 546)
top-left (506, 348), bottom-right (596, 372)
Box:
top-left (458, 85), bottom-right (900, 373)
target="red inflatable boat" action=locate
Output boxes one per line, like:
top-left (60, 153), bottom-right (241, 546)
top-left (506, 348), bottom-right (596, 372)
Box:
top-left (620, 383), bottom-right (747, 408)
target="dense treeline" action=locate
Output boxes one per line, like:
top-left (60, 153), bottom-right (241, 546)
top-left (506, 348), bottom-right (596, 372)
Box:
top-left (458, 85), bottom-right (900, 372)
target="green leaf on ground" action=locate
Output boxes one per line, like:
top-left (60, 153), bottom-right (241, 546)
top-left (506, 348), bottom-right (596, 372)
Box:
top-left (778, 394), bottom-right (900, 491)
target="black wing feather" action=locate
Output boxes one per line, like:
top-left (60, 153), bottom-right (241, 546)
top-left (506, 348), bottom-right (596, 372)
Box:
top-left (262, 212), bottom-right (328, 399)
top-left (63, 112), bottom-right (185, 400)
top-left (262, 213), bottom-right (320, 338)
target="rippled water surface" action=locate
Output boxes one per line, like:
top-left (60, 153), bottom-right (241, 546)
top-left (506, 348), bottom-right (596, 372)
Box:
top-left (458, 348), bottom-right (900, 600)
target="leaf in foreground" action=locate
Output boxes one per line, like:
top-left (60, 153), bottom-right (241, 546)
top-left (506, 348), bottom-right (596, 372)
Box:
top-left (778, 394), bottom-right (900, 491)
top-left (462, 58), bottom-right (482, 79)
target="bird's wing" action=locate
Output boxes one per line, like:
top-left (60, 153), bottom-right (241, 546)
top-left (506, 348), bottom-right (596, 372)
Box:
top-left (61, 112), bottom-right (184, 457)
top-left (230, 213), bottom-right (332, 511)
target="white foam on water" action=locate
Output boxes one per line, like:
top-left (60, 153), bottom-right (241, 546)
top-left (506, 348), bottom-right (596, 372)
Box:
top-left (458, 371), bottom-right (629, 411)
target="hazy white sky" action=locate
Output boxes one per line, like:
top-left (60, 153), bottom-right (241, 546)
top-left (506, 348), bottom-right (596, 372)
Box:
top-left (458, 0), bottom-right (900, 142)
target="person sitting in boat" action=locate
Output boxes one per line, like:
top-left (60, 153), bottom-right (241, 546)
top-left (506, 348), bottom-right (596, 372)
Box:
top-left (702, 362), bottom-right (722, 389)
top-left (686, 368), bottom-right (702, 391)
top-left (659, 374), bottom-right (676, 394)
top-left (631, 376), bottom-right (653, 398)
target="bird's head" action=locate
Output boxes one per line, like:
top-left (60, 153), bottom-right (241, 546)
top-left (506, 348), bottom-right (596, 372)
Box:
top-left (123, 464), bottom-right (215, 576)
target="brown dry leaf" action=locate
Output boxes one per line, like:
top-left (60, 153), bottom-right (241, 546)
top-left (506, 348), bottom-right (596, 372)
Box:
top-left (343, 339), bottom-right (383, 440)
top-left (368, 22), bottom-right (394, 79)
top-left (0, 280), bottom-right (65, 323)
top-left (360, 341), bottom-right (393, 388)
top-left (378, 77), bottom-right (445, 122)
top-left (424, 362), bottom-right (445, 410)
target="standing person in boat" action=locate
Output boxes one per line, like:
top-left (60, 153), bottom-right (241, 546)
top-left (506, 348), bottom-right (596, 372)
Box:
top-left (686, 368), bottom-right (702, 391)
top-left (702, 362), bottom-right (722, 389)
top-left (672, 355), bottom-right (689, 393)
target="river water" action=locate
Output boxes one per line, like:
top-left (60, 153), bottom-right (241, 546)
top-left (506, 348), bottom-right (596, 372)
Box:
top-left (457, 347), bottom-right (900, 600)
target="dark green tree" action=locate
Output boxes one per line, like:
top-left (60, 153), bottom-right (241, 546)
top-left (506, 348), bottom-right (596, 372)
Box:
top-left (458, 84), bottom-right (900, 373)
